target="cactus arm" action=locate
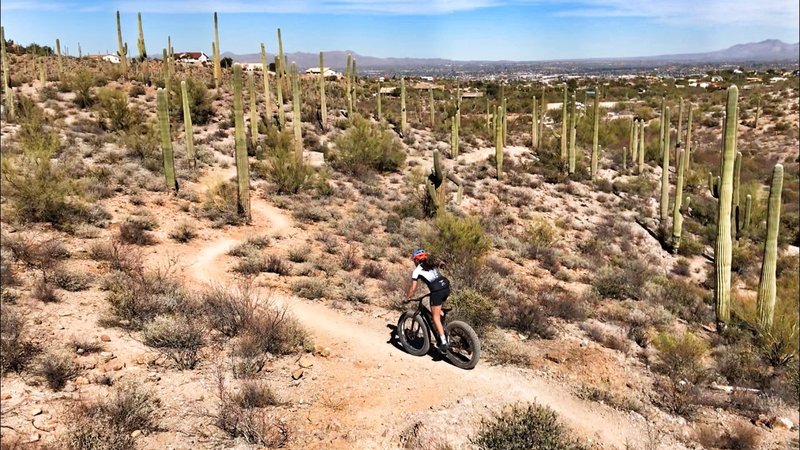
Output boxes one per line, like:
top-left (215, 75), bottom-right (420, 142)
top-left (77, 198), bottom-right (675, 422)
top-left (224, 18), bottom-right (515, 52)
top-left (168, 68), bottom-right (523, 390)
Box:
top-left (400, 77), bottom-right (407, 135)
top-left (233, 64), bottom-right (251, 221)
top-left (116, 10), bottom-right (128, 71)
top-left (672, 147), bottom-right (686, 251)
top-left (291, 62), bottom-right (302, 159)
top-left (180, 80), bottom-right (195, 168)
top-left (561, 85), bottom-right (568, 163)
top-left (685, 104), bottom-right (693, 171)
top-left (638, 120), bottom-right (645, 174)
top-left (756, 164), bottom-right (783, 330)
top-left (743, 194), bottom-right (752, 231)
top-left (213, 12), bottom-right (221, 88)
top-left (715, 85), bottom-right (739, 328)
top-left (157, 88), bottom-right (178, 191)
top-left (248, 71), bottom-right (259, 148)
top-left (137, 12), bottom-right (146, 60)
top-left (260, 44), bottom-right (272, 125)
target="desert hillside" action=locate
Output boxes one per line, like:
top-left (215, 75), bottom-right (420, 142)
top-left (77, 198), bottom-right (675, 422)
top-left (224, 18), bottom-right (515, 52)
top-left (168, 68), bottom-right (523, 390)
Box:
top-left (1, 23), bottom-right (799, 450)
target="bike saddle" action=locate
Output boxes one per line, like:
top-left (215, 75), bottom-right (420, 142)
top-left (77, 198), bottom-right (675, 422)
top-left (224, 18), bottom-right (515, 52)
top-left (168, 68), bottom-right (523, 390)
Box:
top-left (442, 307), bottom-right (453, 313)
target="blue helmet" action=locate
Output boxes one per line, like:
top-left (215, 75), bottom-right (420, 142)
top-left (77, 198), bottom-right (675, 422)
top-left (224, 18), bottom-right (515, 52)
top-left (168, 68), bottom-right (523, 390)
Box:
top-left (411, 248), bottom-right (428, 262)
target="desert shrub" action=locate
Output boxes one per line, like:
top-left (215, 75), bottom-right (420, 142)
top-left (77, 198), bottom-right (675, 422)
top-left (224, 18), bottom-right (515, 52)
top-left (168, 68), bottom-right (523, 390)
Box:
top-left (232, 252), bottom-right (268, 275)
top-left (331, 114), bottom-right (406, 176)
top-left (288, 245), bottom-right (311, 263)
top-left (524, 216), bottom-right (559, 259)
top-left (499, 299), bottom-right (556, 340)
top-left (592, 258), bottom-right (654, 300)
top-left (448, 289), bottom-right (495, 332)
top-left (201, 283), bottom-right (258, 338)
top-left (199, 180), bottom-right (245, 227)
top-left (52, 267), bottom-right (91, 291)
top-left (214, 376), bottom-right (288, 447)
top-left (538, 285), bottom-right (587, 322)
top-left (97, 88), bottom-right (140, 132)
top-left (118, 216), bottom-right (157, 245)
top-left (653, 276), bottom-right (711, 323)
top-left (361, 261), bottom-right (384, 279)
top-left (143, 315), bottom-right (205, 369)
top-left (425, 214), bottom-right (491, 285)
top-left (169, 222), bottom-right (197, 242)
top-left (34, 351), bottom-right (78, 390)
top-left (5, 236), bottom-right (69, 285)
top-left (580, 322), bottom-right (631, 355)
top-left (170, 77), bottom-right (213, 124)
top-left (255, 129), bottom-right (312, 194)
top-left (264, 255), bottom-right (291, 275)
top-left (340, 245), bottom-right (360, 271)
top-left (342, 279), bottom-right (369, 303)
top-left (235, 380), bottom-right (280, 409)
top-left (292, 278), bottom-right (328, 300)
top-left (0, 304), bottom-right (35, 375)
top-left (471, 403), bottom-right (586, 450)
top-left (245, 305), bottom-right (311, 356)
top-left (65, 382), bottom-right (160, 450)
top-left (714, 342), bottom-right (767, 388)
top-left (105, 264), bottom-right (192, 329)
top-left (652, 331), bottom-right (708, 416)
top-left (70, 70), bottom-right (95, 108)
top-left (694, 421), bottom-right (761, 450)
top-left (70, 338), bottom-right (104, 355)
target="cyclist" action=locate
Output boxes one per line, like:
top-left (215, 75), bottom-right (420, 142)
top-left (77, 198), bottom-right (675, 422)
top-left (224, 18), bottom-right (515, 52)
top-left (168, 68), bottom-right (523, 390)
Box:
top-left (406, 249), bottom-right (451, 351)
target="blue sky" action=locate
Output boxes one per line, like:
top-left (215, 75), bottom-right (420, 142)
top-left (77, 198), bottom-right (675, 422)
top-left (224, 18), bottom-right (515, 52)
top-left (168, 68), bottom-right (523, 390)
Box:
top-left (2, 1), bottom-right (799, 60)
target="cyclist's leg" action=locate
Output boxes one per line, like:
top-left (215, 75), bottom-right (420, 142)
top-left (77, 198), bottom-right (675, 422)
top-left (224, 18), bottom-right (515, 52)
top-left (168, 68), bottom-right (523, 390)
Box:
top-left (431, 304), bottom-right (444, 338)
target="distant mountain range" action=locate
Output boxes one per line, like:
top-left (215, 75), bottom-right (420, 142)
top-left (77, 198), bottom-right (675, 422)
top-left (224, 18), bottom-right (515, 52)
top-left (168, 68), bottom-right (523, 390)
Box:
top-left (222, 39), bottom-right (799, 70)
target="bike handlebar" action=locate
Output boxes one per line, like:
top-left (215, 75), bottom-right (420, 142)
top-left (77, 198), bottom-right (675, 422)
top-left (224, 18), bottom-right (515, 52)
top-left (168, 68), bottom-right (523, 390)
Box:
top-left (406, 293), bottom-right (431, 303)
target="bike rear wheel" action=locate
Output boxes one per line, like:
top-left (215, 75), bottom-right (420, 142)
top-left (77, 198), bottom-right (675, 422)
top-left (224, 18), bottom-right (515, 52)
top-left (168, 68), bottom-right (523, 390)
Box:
top-left (397, 311), bottom-right (430, 356)
top-left (445, 321), bottom-right (480, 369)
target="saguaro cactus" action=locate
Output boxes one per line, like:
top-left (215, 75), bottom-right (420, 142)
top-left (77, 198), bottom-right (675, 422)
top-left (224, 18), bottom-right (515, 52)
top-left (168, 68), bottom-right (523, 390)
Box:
top-left (161, 49), bottom-right (171, 107)
top-left (260, 43), bottom-right (272, 124)
top-left (1, 26), bottom-right (9, 93)
top-left (275, 56), bottom-right (285, 129)
top-left (345, 54), bottom-right (353, 116)
top-left (319, 51), bottom-right (327, 130)
top-left (248, 71), bottom-right (259, 148)
top-left (116, 11), bottom-right (128, 72)
top-left (495, 106), bottom-right (504, 179)
top-left (55, 39), bottom-right (62, 79)
top-left (180, 80), bottom-right (195, 168)
top-left (429, 87), bottom-right (435, 128)
top-left (659, 107), bottom-right (671, 223)
top-left (754, 96), bottom-right (761, 129)
top-left (743, 194), bottom-right (752, 231)
top-left (232, 64), bottom-right (251, 221)
top-left (137, 12), bottom-right (146, 60)
top-left (561, 85), bottom-right (568, 163)
top-left (568, 93), bottom-right (577, 175)
top-left (631, 119), bottom-right (639, 168)
top-left (213, 12), bottom-right (221, 89)
top-left (502, 94), bottom-right (507, 147)
top-left (756, 164), bottom-right (784, 331)
top-left (531, 96), bottom-right (538, 150)
top-left (377, 83), bottom-right (382, 120)
top-left (672, 147), bottom-right (686, 251)
top-left (291, 62), bottom-right (302, 159)
top-left (685, 104), bottom-right (694, 171)
top-left (156, 88), bottom-right (177, 191)
top-left (659, 97), bottom-right (665, 157)
top-left (715, 85), bottom-right (739, 328)
top-left (400, 77), bottom-right (407, 135)
top-left (538, 88), bottom-right (545, 148)
top-left (276, 28), bottom-right (285, 77)
top-left (426, 150), bottom-right (464, 214)
top-left (733, 151), bottom-right (742, 236)
top-left (453, 87), bottom-right (461, 157)
top-left (676, 97), bottom-right (684, 165)
top-left (591, 88), bottom-right (599, 179)
top-left (638, 120), bottom-right (645, 174)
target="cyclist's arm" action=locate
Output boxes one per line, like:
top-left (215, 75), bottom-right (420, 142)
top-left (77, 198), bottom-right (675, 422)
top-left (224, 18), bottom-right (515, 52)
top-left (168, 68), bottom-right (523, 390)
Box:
top-left (406, 279), bottom-right (418, 300)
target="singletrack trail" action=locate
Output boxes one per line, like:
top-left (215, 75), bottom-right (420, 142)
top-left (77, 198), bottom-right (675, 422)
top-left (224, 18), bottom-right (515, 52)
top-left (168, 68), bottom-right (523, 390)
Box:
top-left (181, 191), bottom-right (668, 450)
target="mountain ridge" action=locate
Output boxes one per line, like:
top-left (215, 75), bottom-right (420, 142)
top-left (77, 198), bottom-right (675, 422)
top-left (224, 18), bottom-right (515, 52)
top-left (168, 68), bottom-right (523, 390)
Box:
top-left (221, 39), bottom-right (799, 69)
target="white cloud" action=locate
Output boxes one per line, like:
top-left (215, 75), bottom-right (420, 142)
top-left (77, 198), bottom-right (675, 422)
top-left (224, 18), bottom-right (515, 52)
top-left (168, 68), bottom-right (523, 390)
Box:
top-left (2, 0), bottom-right (71, 10)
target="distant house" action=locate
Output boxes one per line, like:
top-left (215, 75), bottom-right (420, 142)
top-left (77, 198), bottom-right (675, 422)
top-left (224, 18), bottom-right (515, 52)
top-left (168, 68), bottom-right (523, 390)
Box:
top-left (101, 54), bottom-right (120, 64)
top-left (461, 91), bottom-right (484, 98)
top-left (304, 67), bottom-right (341, 79)
top-left (379, 86), bottom-right (399, 96)
top-left (420, 76), bottom-right (434, 82)
top-left (710, 75), bottom-right (723, 82)
top-left (175, 52), bottom-right (209, 64)
top-left (769, 77), bottom-right (787, 84)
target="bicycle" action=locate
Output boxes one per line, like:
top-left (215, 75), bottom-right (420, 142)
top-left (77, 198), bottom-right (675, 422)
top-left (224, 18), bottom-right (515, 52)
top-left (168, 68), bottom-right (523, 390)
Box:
top-left (396, 294), bottom-right (481, 370)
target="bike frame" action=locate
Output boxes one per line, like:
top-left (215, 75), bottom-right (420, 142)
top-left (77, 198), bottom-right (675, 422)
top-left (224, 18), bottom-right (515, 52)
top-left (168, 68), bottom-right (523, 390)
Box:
top-left (408, 294), bottom-right (449, 341)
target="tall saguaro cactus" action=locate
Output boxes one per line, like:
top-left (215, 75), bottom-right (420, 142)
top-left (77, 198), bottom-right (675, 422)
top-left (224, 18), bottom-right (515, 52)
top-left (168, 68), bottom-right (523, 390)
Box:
top-left (291, 62), bottom-right (302, 160)
top-left (137, 12), bottom-right (146, 60)
top-left (232, 64), bottom-right (251, 221)
top-left (659, 107), bottom-right (671, 223)
top-left (213, 12), bottom-right (221, 89)
top-left (568, 93), bottom-right (577, 175)
top-left (180, 80), bottom-right (195, 168)
top-left (560, 85), bottom-right (568, 163)
top-left (495, 106), bottom-right (504, 179)
top-left (453, 87), bottom-right (461, 158)
top-left (345, 54), bottom-right (353, 116)
top-left (400, 77), bottom-right (408, 135)
top-left (260, 43), bottom-right (272, 124)
top-left (715, 85), bottom-right (739, 328)
top-left (685, 104), bottom-right (694, 171)
top-left (631, 119), bottom-right (639, 168)
top-left (377, 83), bottom-right (382, 120)
top-left (156, 88), bottom-right (177, 191)
top-left (676, 97), bottom-right (684, 165)
top-left (275, 56), bottom-right (285, 129)
top-left (531, 96), bottom-right (538, 150)
top-left (1, 26), bottom-right (9, 93)
top-left (733, 151), bottom-right (743, 236)
top-left (248, 71), bottom-right (259, 149)
top-left (743, 194), bottom-right (753, 231)
top-left (756, 164), bottom-right (784, 331)
top-left (319, 51), bottom-right (327, 130)
top-left (429, 87), bottom-right (435, 128)
top-left (591, 88), bottom-right (599, 179)
top-left (638, 120), bottom-right (645, 174)
top-left (672, 147), bottom-right (686, 251)
top-left (276, 28), bottom-right (285, 77)
top-left (116, 10), bottom-right (128, 72)
top-left (55, 38), bottom-right (63, 80)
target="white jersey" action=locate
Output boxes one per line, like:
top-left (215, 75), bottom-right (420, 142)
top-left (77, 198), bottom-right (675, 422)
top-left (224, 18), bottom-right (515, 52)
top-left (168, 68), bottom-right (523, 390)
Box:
top-left (411, 264), bottom-right (446, 291)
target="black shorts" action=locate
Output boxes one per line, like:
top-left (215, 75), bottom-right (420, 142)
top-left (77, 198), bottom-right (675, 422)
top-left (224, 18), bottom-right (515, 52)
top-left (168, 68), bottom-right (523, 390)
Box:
top-left (430, 288), bottom-right (450, 307)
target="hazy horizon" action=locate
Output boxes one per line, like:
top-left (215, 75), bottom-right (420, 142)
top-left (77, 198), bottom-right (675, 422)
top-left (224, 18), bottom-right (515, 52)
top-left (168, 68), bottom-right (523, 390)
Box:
top-left (2, 0), bottom-right (799, 61)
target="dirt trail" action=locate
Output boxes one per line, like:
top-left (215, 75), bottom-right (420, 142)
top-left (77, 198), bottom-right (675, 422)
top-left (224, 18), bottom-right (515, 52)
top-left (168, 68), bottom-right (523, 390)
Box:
top-left (183, 193), bottom-right (672, 450)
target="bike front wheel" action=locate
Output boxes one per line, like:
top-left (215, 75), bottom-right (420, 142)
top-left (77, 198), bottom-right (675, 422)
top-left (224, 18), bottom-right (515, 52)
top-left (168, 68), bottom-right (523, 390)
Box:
top-left (446, 321), bottom-right (481, 369)
top-left (397, 311), bottom-right (430, 356)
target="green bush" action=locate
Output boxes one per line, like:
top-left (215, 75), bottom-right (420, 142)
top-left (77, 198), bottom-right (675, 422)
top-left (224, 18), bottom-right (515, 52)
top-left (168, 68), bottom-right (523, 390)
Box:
top-left (653, 331), bottom-right (708, 384)
top-left (592, 258), bottom-right (653, 300)
top-left (255, 129), bottom-right (313, 194)
top-left (170, 77), bottom-right (214, 125)
top-left (97, 87), bottom-right (140, 132)
top-left (448, 289), bottom-right (495, 332)
top-left (425, 214), bottom-right (491, 284)
top-left (331, 114), bottom-right (405, 176)
top-left (471, 403), bottom-right (586, 450)
top-left (143, 315), bottom-right (205, 369)
top-left (70, 70), bottom-right (95, 108)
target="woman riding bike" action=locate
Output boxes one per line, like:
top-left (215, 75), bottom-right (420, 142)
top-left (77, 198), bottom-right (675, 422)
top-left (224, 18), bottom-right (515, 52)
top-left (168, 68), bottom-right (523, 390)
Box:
top-left (406, 249), bottom-right (451, 352)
